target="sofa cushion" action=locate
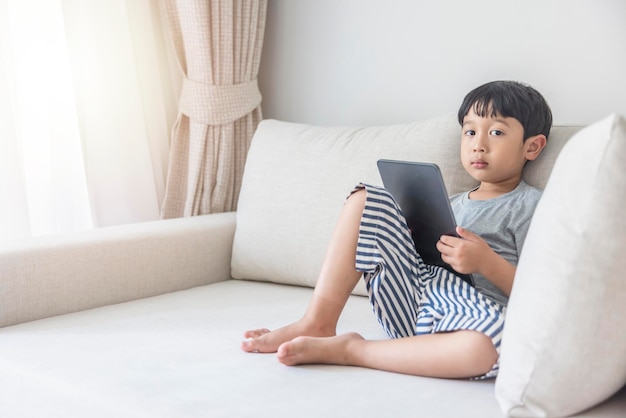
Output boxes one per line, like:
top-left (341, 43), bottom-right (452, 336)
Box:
top-left (231, 115), bottom-right (580, 293)
top-left (495, 114), bottom-right (626, 417)
top-left (0, 280), bottom-right (507, 417)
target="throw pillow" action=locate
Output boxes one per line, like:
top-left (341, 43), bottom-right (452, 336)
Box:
top-left (495, 114), bottom-right (626, 417)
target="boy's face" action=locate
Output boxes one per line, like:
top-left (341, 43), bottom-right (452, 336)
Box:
top-left (460, 107), bottom-right (539, 187)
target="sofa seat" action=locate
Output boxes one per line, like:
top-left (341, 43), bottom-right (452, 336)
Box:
top-left (2, 279), bottom-right (626, 417)
top-left (1, 280), bottom-right (506, 417)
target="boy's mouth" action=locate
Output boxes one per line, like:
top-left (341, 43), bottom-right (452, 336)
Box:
top-left (471, 160), bottom-right (488, 168)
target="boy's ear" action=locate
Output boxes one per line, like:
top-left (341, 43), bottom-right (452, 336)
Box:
top-left (525, 134), bottom-right (547, 161)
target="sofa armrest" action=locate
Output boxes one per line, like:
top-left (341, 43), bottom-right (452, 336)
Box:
top-left (0, 212), bottom-right (236, 328)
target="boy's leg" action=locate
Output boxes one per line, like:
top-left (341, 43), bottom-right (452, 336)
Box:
top-left (241, 189), bottom-right (367, 353)
top-left (277, 330), bottom-right (498, 379)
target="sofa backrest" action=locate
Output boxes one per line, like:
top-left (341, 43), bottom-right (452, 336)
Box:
top-left (231, 115), bottom-right (582, 293)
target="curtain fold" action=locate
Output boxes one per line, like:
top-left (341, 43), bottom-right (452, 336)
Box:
top-left (160, 0), bottom-right (268, 217)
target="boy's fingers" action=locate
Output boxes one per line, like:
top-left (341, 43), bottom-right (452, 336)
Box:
top-left (456, 226), bottom-right (478, 241)
top-left (438, 235), bottom-right (452, 246)
top-left (440, 234), bottom-right (461, 246)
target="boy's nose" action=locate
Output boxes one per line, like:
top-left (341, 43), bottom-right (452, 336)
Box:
top-left (473, 138), bottom-right (487, 152)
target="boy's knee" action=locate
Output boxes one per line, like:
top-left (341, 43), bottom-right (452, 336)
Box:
top-left (351, 187), bottom-right (366, 199)
top-left (347, 188), bottom-right (367, 207)
top-left (465, 331), bottom-right (498, 376)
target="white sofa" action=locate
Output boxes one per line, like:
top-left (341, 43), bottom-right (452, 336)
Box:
top-left (1, 114), bottom-right (625, 418)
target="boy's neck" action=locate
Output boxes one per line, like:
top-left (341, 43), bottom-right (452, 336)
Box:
top-left (469, 180), bottom-right (521, 200)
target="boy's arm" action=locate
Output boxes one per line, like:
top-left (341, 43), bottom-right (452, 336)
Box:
top-left (436, 226), bottom-right (515, 296)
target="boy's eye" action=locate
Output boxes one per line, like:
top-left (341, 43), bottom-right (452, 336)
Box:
top-left (490, 130), bottom-right (504, 136)
top-left (464, 130), bottom-right (475, 136)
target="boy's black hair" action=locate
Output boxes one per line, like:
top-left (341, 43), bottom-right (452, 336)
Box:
top-left (457, 80), bottom-right (553, 140)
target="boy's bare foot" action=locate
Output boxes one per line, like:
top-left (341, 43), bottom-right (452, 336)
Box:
top-left (241, 320), bottom-right (335, 353)
top-left (277, 332), bottom-right (365, 366)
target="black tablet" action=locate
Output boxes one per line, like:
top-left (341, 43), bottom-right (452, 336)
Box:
top-left (377, 159), bottom-right (474, 286)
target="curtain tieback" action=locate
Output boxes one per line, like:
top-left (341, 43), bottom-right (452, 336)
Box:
top-left (179, 77), bottom-right (262, 125)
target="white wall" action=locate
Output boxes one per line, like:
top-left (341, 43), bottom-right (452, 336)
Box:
top-left (258, 0), bottom-right (626, 127)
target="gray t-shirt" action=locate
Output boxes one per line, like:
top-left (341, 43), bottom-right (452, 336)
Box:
top-left (449, 180), bottom-right (542, 307)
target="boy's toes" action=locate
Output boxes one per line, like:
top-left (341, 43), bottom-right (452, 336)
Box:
top-left (241, 328), bottom-right (273, 353)
top-left (241, 338), bottom-right (260, 353)
top-left (243, 328), bottom-right (271, 339)
top-left (241, 329), bottom-right (283, 353)
top-left (241, 335), bottom-right (273, 353)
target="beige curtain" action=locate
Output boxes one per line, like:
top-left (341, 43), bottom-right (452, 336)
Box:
top-left (160, 0), bottom-right (267, 217)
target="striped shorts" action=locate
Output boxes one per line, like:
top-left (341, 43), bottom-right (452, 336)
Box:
top-left (352, 183), bottom-right (506, 379)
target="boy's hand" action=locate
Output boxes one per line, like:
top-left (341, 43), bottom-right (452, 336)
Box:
top-left (436, 226), bottom-right (515, 296)
top-left (436, 226), bottom-right (491, 275)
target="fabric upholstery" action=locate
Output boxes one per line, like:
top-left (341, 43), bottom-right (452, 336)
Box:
top-left (0, 212), bottom-right (236, 327)
top-left (2, 281), bottom-right (624, 417)
top-left (0, 281), bottom-right (501, 417)
top-left (496, 114), bottom-right (626, 417)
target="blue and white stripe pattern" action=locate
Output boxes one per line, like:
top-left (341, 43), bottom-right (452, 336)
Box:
top-left (352, 183), bottom-right (506, 379)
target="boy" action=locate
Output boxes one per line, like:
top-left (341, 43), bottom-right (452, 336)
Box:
top-left (241, 80), bottom-right (552, 379)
